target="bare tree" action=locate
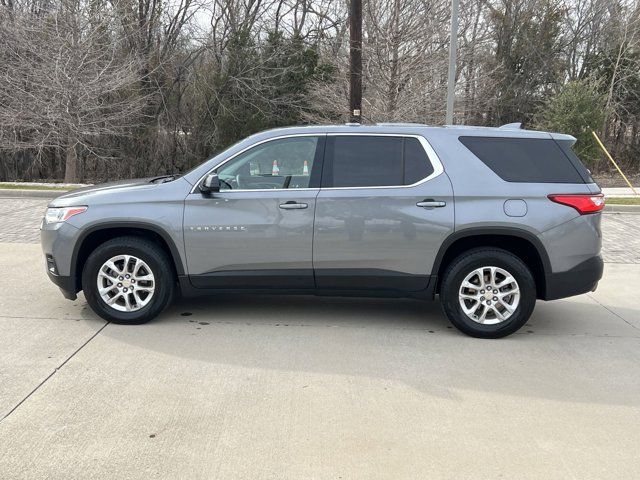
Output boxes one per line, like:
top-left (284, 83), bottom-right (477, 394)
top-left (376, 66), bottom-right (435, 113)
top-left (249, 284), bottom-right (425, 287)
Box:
top-left (0, 4), bottom-right (148, 181)
top-left (2, 0), bottom-right (640, 181)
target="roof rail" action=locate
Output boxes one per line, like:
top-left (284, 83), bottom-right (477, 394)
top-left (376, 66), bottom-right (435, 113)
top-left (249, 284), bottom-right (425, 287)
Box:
top-left (499, 122), bottom-right (522, 130)
top-left (376, 122), bottom-right (428, 127)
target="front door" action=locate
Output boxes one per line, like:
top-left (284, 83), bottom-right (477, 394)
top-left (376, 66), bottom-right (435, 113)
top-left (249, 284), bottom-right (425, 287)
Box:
top-left (313, 134), bottom-right (454, 292)
top-left (184, 135), bottom-right (324, 289)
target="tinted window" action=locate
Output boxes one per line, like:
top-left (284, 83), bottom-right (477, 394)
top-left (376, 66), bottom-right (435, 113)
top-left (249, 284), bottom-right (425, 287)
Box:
top-left (404, 137), bottom-right (434, 184)
top-left (459, 136), bottom-right (586, 183)
top-left (555, 139), bottom-right (595, 183)
top-left (324, 136), bottom-right (434, 187)
top-left (216, 136), bottom-right (320, 190)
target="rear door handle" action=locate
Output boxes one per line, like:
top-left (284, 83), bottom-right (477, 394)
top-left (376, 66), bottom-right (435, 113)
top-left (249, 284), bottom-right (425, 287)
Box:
top-left (279, 201), bottom-right (308, 210)
top-left (416, 200), bottom-right (446, 208)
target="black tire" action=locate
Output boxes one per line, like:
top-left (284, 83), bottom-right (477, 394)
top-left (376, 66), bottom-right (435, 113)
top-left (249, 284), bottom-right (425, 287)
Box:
top-left (440, 248), bottom-right (536, 338)
top-left (82, 236), bottom-right (175, 324)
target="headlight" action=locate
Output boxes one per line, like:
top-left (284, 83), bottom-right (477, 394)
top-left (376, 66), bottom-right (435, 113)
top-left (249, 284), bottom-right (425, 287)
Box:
top-left (44, 206), bottom-right (88, 224)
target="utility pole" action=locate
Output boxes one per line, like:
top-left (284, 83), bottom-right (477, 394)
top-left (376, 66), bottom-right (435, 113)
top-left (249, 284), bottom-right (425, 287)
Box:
top-left (349, 0), bottom-right (363, 123)
top-left (445, 0), bottom-right (459, 125)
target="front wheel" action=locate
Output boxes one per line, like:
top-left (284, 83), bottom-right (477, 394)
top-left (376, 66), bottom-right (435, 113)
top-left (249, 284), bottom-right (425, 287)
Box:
top-left (440, 248), bottom-right (536, 338)
top-left (82, 236), bottom-right (175, 324)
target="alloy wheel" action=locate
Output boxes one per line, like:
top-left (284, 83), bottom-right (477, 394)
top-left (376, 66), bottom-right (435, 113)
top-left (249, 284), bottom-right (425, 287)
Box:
top-left (458, 266), bottom-right (520, 325)
top-left (97, 255), bottom-right (155, 312)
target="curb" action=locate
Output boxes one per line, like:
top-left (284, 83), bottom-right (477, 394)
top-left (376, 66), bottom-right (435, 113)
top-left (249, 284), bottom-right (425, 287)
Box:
top-left (0, 189), bottom-right (68, 199)
top-left (604, 204), bottom-right (640, 213)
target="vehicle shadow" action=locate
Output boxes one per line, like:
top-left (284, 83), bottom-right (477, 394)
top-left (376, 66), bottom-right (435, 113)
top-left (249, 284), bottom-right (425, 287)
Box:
top-left (172, 293), bottom-right (450, 331)
top-left (84, 292), bottom-right (640, 407)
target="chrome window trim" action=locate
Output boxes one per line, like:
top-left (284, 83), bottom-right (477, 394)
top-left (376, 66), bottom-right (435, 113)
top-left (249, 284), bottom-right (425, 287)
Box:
top-left (190, 132), bottom-right (444, 194)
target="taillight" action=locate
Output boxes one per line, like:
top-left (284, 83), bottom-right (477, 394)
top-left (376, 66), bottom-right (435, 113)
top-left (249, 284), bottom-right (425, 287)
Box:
top-left (548, 194), bottom-right (605, 214)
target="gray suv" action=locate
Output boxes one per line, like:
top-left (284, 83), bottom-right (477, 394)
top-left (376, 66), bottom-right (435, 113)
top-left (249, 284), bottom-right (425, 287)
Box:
top-left (41, 123), bottom-right (604, 338)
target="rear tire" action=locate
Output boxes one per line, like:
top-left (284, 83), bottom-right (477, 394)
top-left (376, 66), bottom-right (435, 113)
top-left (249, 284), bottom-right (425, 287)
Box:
top-left (82, 236), bottom-right (175, 324)
top-left (440, 248), bottom-right (536, 338)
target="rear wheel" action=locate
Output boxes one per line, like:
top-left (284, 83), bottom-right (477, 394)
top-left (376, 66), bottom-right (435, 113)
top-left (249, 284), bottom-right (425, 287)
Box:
top-left (82, 236), bottom-right (175, 324)
top-left (440, 248), bottom-right (536, 338)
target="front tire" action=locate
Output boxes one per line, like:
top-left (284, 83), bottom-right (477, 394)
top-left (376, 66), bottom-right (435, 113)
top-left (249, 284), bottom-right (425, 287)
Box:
top-left (82, 236), bottom-right (175, 324)
top-left (440, 248), bottom-right (536, 338)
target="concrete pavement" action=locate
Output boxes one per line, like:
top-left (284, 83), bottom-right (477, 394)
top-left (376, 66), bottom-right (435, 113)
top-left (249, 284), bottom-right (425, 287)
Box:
top-left (1, 210), bottom-right (639, 478)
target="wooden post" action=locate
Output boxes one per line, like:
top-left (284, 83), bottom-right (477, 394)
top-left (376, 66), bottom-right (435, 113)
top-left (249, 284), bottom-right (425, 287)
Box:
top-left (592, 131), bottom-right (638, 195)
top-left (349, 0), bottom-right (362, 123)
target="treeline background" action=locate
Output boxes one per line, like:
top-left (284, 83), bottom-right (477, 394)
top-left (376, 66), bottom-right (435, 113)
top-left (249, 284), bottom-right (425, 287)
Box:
top-left (0, 0), bottom-right (639, 183)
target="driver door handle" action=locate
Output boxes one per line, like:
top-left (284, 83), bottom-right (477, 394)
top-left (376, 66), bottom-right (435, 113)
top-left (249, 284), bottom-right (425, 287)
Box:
top-left (279, 201), bottom-right (308, 210)
top-left (416, 199), bottom-right (446, 208)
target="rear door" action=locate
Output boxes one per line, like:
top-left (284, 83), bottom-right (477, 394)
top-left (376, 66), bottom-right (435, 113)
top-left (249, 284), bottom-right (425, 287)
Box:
top-left (313, 134), bottom-right (454, 292)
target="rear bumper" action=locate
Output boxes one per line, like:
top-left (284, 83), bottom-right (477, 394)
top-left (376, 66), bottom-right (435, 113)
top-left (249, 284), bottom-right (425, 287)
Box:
top-left (543, 255), bottom-right (603, 300)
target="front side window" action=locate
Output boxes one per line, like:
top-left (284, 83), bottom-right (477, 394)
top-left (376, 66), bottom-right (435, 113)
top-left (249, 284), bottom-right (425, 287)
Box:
top-left (323, 136), bottom-right (434, 188)
top-left (216, 136), bottom-right (320, 190)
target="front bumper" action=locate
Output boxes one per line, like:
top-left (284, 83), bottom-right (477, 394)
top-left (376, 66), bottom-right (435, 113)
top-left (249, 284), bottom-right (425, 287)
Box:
top-left (46, 270), bottom-right (78, 300)
top-left (543, 255), bottom-right (604, 300)
top-left (41, 221), bottom-right (80, 300)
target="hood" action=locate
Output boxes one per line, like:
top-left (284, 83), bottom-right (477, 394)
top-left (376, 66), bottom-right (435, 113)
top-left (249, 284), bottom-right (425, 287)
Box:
top-left (49, 177), bottom-right (160, 207)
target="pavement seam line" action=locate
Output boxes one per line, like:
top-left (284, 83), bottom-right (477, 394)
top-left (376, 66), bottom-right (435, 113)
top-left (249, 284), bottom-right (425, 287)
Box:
top-left (587, 293), bottom-right (640, 332)
top-left (0, 315), bottom-right (86, 320)
top-left (0, 321), bottom-right (110, 424)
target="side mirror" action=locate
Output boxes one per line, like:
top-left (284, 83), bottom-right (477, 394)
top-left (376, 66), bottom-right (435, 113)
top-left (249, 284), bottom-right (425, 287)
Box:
top-left (201, 173), bottom-right (220, 195)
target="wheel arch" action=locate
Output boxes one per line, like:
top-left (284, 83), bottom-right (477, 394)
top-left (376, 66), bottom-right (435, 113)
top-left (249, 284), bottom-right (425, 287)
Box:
top-left (72, 222), bottom-right (185, 292)
top-left (432, 228), bottom-right (551, 298)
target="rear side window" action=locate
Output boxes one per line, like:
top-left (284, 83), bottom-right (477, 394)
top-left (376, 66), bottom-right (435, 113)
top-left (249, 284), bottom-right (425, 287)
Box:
top-left (459, 136), bottom-right (586, 183)
top-left (404, 137), bottom-right (435, 184)
top-left (323, 136), bottom-right (434, 188)
top-left (555, 140), bottom-right (595, 183)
